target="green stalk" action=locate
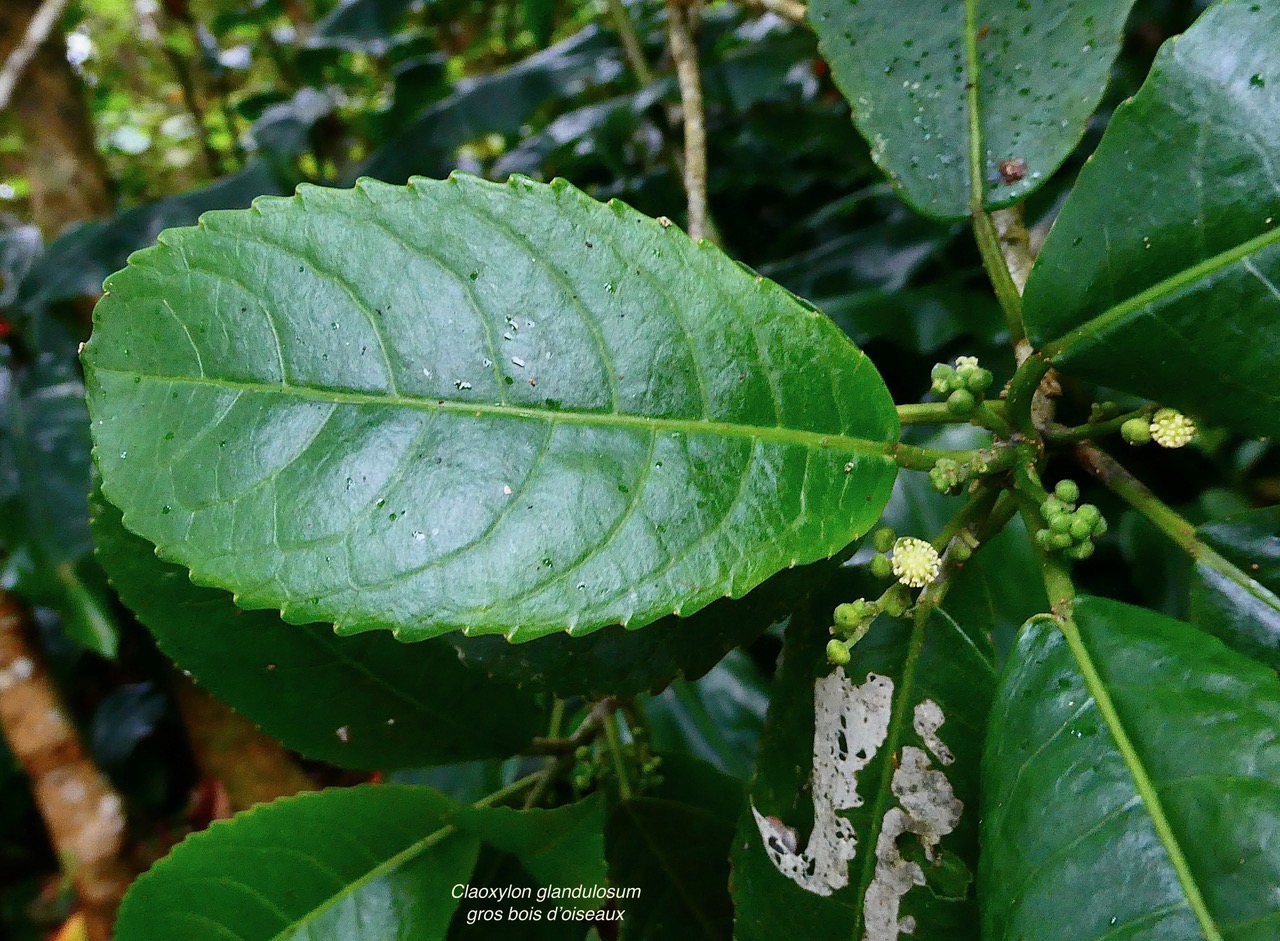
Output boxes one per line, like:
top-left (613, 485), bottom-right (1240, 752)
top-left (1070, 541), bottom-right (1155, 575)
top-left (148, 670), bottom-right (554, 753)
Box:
top-left (603, 710), bottom-right (633, 800)
top-left (1075, 443), bottom-right (1271, 610)
top-left (1045, 406), bottom-right (1156, 445)
top-left (891, 442), bottom-right (982, 472)
top-left (1004, 354), bottom-right (1050, 438)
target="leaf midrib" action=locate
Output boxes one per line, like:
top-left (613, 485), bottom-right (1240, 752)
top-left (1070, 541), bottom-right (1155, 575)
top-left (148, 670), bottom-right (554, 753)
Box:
top-left (1057, 614), bottom-right (1225, 941)
top-left (262, 801), bottom-right (462, 941)
top-left (90, 365), bottom-right (897, 456)
top-left (1038, 221), bottom-right (1280, 360)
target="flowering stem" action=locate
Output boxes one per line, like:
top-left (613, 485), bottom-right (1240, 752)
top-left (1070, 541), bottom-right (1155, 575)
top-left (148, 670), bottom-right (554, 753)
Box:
top-left (1045, 406), bottom-right (1156, 445)
top-left (896, 402), bottom-right (969, 425)
top-left (1073, 443), bottom-right (1267, 609)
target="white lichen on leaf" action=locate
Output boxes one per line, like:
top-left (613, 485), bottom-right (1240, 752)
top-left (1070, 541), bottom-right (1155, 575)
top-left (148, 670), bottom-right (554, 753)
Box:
top-left (751, 670), bottom-right (894, 896)
top-left (863, 700), bottom-right (963, 941)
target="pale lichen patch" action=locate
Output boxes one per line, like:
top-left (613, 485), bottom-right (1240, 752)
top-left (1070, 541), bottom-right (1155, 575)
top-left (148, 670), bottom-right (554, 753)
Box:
top-left (912, 699), bottom-right (954, 766)
top-left (862, 733), bottom-right (963, 940)
top-left (752, 670), bottom-right (894, 896)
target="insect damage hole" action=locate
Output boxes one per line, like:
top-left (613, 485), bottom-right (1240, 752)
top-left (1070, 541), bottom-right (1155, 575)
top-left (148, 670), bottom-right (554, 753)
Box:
top-left (751, 670), bottom-right (894, 896)
top-left (862, 699), bottom-right (963, 941)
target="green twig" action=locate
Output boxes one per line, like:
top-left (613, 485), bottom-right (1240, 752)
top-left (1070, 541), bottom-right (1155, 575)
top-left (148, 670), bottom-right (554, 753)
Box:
top-left (603, 710), bottom-right (633, 800)
top-left (1074, 443), bottom-right (1272, 612)
top-left (1004, 354), bottom-right (1051, 438)
top-left (891, 443), bottom-right (983, 472)
top-left (1045, 406), bottom-right (1156, 445)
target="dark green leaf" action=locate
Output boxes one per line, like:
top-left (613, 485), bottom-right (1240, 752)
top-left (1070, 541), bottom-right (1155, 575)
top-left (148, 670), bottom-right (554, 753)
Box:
top-left (115, 784), bottom-right (480, 941)
top-left (1024, 1), bottom-right (1280, 438)
top-left (90, 493), bottom-right (545, 769)
top-left (606, 797), bottom-right (735, 941)
top-left (453, 795), bottom-right (607, 908)
top-left (732, 582), bottom-right (993, 941)
top-left (1192, 506), bottom-right (1280, 670)
top-left (450, 560), bottom-right (828, 698)
top-left (0, 349), bottom-right (116, 656)
top-left (84, 174), bottom-right (899, 641)
top-left (17, 162), bottom-right (289, 313)
top-left (310, 0), bottom-right (415, 52)
top-left (809, 0), bottom-right (1137, 218)
top-left (361, 27), bottom-right (619, 184)
top-left (983, 596), bottom-right (1280, 941)
top-left (639, 649), bottom-right (769, 780)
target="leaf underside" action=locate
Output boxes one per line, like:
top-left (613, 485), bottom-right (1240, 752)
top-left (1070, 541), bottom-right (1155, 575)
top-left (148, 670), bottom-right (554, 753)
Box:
top-left (1025, 0), bottom-right (1280, 438)
top-left (91, 493), bottom-right (545, 770)
top-left (809, 0), bottom-right (1136, 219)
top-left (83, 173), bottom-right (898, 642)
top-left (983, 596), bottom-right (1280, 941)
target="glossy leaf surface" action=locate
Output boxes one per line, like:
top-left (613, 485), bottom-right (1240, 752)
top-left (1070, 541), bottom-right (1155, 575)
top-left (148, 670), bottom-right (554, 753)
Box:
top-left (983, 596), bottom-right (1280, 940)
top-left (1192, 506), bottom-right (1280, 671)
top-left (84, 174), bottom-right (898, 641)
top-left (1025, 0), bottom-right (1280, 438)
top-left (91, 494), bottom-right (544, 769)
top-left (115, 785), bottom-right (479, 941)
top-left (809, 0), bottom-right (1136, 218)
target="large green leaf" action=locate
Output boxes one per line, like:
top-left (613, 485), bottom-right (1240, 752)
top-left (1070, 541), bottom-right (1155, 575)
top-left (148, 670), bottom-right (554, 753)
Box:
top-left (639, 649), bottom-right (770, 780)
top-left (1192, 506), bottom-right (1280, 671)
top-left (606, 797), bottom-right (736, 941)
top-left (84, 173), bottom-right (899, 641)
top-left (1024, 0), bottom-right (1280, 438)
top-left (115, 785), bottom-right (480, 941)
top-left (450, 559), bottom-right (829, 698)
top-left (732, 580), bottom-right (994, 941)
top-left (983, 596), bottom-right (1280, 941)
top-left (809, 0), bottom-right (1137, 219)
top-left (89, 494), bottom-right (544, 768)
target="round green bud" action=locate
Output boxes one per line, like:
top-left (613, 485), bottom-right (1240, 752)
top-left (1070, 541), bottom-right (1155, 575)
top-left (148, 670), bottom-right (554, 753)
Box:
top-left (1122, 417), bottom-right (1153, 446)
top-left (1048, 531), bottom-right (1074, 551)
top-left (1092, 516), bottom-right (1108, 539)
top-left (1049, 513), bottom-right (1072, 534)
top-left (870, 555), bottom-right (894, 579)
top-left (1054, 479), bottom-right (1081, 503)
top-left (881, 591), bottom-right (909, 617)
top-left (946, 389), bottom-right (976, 415)
top-left (965, 367), bottom-right (995, 393)
top-left (951, 541), bottom-right (973, 562)
top-left (931, 363), bottom-right (955, 385)
top-left (1069, 517), bottom-right (1094, 541)
top-left (1035, 529), bottom-right (1055, 550)
top-left (1065, 541), bottom-right (1096, 561)
top-left (834, 600), bottom-right (875, 629)
top-left (1075, 503), bottom-right (1101, 526)
top-left (872, 527), bottom-right (897, 553)
top-left (826, 639), bottom-right (851, 666)
top-left (1042, 496), bottom-right (1066, 518)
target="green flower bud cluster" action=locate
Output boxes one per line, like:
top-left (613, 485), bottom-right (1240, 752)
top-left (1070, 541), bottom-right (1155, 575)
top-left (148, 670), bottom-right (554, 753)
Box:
top-left (931, 356), bottom-right (994, 417)
top-left (572, 745), bottom-right (599, 792)
top-left (1034, 479), bottom-right (1107, 561)
top-left (929, 457), bottom-right (966, 495)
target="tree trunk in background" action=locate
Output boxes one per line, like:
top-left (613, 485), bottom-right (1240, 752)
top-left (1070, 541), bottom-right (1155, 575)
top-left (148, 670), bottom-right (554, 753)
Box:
top-left (172, 675), bottom-right (317, 813)
top-left (0, 595), bottom-right (131, 941)
top-left (0, 0), bottom-right (112, 238)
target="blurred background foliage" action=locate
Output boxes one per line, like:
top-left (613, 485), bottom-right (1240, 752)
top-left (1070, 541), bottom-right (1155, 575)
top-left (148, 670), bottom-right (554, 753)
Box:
top-left (4, 0), bottom-right (1276, 936)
